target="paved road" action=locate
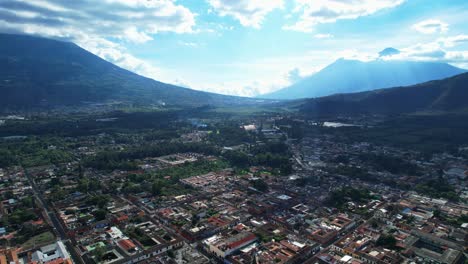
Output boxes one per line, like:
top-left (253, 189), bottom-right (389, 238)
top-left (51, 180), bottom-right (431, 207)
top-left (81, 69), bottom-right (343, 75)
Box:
top-left (24, 168), bottom-right (84, 264)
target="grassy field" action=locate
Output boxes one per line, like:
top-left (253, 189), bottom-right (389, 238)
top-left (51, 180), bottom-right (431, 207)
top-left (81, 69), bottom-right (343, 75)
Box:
top-left (21, 231), bottom-right (55, 249)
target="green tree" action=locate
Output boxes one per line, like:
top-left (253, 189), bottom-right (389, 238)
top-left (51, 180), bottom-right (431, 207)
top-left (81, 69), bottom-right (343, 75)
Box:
top-left (376, 234), bottom-right (397, 249)
top-left (151, 181), bottom-right (163, 196)
top-left (93, 209), bottom-right (107, 221)
top-left (251, 179), bottom-right (269, 192)
top-left (93, 245), bottom-right (106, 262)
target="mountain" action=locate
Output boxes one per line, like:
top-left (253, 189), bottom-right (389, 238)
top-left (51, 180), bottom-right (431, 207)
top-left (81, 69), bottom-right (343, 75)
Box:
top-left (378, 47), bottom-right (400, 57)
top-left (261, 58), bottom-right (466, 99)
top-left (0, 33), bottom-right (253, 111)
top-left (298, 72), bottom-right (468, 116)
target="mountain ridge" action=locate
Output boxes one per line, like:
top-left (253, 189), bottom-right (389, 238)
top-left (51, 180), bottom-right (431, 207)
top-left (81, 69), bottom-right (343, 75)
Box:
top-left (0, 33), bottom-right (255, 111)
top-left (298, 72), bottom-right (468, 116)
top-left (261, 58), bottom-right (466, 99)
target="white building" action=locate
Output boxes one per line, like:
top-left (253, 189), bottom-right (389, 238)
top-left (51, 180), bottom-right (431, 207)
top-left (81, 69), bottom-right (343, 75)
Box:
top-left (31, 241), bottom-right (71, 264)
top-left (204, 232), bottom-right (257, 258)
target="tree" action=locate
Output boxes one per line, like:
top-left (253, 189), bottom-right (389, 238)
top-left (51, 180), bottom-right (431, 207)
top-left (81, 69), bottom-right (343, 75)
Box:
top-left (251, 179), bottom-right (269, 192)
top-left (93, 245), bottom-right (106, 262)
top-left (9, 209), bottom-right (37, 225)
top-left (0, 149), bottom-right (17, 167)
top-left (49, 186), bottom-right (67, 202)
top-left (406, 216), bottom-right (415, 224)
top-left (151, 181), bottom-right (163, 196)
top-left (376, 234), bottom-right (397, 249)
top-left (223, 150), bottom-right (249, 168)
top-left (93, 209), bottom-right (107, 221)
top-left (326, 187), bottom-right (371, 208)
top-left (64, 209), bottom-right (76, 215)
top-left (87, 195), bottom-right (110, 209)
top-left (3, 191), bottom-right (14, 200)
top-left (78, 163), bottom-right (84, 178)
top-left (191, 215), bottom-right (200, 226)
top-left (369, 219), bottom-right (379, 229)
top-left (50, 177), bottom-right (61, 186)
top-left (280, 163), bottom-right (292, 175)
top-left (21, 196), bottom-right (35, 208)
top-left (167, 250), bottom-right (175, 258)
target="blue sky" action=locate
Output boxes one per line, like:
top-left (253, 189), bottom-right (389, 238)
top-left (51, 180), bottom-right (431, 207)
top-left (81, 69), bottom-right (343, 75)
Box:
top-left (1, 0), bottom-right (467, 96)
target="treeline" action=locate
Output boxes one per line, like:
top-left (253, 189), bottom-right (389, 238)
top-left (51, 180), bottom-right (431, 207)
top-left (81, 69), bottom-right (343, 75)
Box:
top-left (274, 118), bottom-right (304, 139)
top-left (358, 153), bottom-right (421, 175)
top-left (223, 142), bottom-right (292, 174)
top-left (0, 148), bottom-right (16, 167)
top-left (338, 114), bottom-right (468, 155)
top-left (0, 111), bottom-right (185, 137)
top-left (251, 142), bottom-right (289, 155)
top-left (326, 187), bottom-right (372, 208)
top-left (331, 166), bottom-right (377, 182)
top-left (207, 123), bottom-right (252, 146)
top-left (0, 138), bottom-right (72, 168)
top-left (415, 177), bottom-right (459, 201)
top-left (84, 142), bottom-right (219, 170)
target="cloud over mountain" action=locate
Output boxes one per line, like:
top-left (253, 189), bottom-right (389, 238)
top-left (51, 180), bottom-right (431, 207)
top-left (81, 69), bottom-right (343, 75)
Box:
top-left (0, 0), bottom-right (197, 84)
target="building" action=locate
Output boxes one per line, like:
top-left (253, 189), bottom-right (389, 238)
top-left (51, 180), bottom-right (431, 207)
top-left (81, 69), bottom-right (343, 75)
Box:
top-left (30, 241), bottom-right (72, 264)
top-left (310, 229), bottom-right (338, 245)
top-left (204, 231), bottom-right (257, 258)
top-left (402, 230), bottom-right (463, 264)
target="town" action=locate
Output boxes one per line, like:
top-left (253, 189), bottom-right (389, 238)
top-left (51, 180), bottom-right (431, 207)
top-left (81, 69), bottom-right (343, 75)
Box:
top-left (0, 114), bottom-right (467, 264)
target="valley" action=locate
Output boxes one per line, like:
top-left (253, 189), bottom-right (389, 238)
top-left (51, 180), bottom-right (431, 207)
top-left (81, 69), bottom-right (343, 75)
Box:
top-left (0, 104), bottom-right (467, 263)
top-left (0, 33), bottom-right (467, 264)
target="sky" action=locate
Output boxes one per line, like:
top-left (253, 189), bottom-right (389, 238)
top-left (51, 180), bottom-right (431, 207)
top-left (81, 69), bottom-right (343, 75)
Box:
top-left (0, 0), bottom-right (468, 97)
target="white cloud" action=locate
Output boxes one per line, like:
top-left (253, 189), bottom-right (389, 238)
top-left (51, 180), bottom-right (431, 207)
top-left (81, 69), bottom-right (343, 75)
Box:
top-left (198, 78), bottom-right (291, 97)
top-left (0, 0), bottom-right (196, 42)
top-left (438, 35), bottom-right (468, 48)
top-left (0, 0), bottom-right (197, 84)
top-left (124, 27), bottom-right (153, 44)
top-left (381, 35), bottom-right (468, 67)
top-left (184, 56), bottom-right (326, 96)
top-left (207, 33), bottom-right (468, 96)
top-left (0, 21), bottom-right (175, 84)
top-left (412, 19), bottom-right (449, 34)
top-left (336, 49), bottom-right (377, 61)
top-left (284, 0), bottom-right (405, 32)
top-left (314, 33), bottom-right (333, 39)
top-left (207, 0), bottom-right (284, 28)
top-left (181, 77), bottom-right (289, 97)
top-left (287, 68), bottom-right (303, 83)
top-left (70, 32), bottom-right (167, 82)
top-left (179, 41), bottom-right (199, 48)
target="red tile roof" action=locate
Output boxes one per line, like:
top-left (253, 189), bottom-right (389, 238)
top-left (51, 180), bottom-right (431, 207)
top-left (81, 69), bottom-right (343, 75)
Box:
top-left (228, 234), bottom-right (256, 249)
top-left (119, 239), bottom-right (137, 251)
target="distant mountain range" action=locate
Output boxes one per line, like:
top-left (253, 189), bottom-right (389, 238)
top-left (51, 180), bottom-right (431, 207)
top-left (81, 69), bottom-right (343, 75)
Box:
top-left (0, 34), bottom-right (255, 111)
top-left (261, 58), bottom-right (466, 99)
top-left (1, 33), bottom-right (467, 117)
top-left (298, 72), bottom-right (468, 116)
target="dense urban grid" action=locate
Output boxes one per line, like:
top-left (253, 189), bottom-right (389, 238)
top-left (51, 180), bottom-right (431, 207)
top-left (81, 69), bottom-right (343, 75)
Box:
top-left (0, 112), bottom-right (467, 264)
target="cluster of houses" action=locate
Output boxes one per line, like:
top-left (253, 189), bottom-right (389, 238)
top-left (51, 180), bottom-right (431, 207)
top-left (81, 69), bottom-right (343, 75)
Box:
top-left (0, 116), bottom-right (467, 263)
